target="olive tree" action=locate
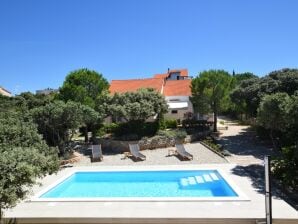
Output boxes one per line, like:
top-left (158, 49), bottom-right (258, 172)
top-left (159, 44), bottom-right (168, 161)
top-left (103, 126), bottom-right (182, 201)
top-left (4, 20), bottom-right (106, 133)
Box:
top-left (31, 101), bottom-right (84, 154)
top-left (106, 88), bottom-right (168, 122)
top-left (0, 112), bottom-right (59, 214)
top-left (257, 93), bottom-right (290, 149)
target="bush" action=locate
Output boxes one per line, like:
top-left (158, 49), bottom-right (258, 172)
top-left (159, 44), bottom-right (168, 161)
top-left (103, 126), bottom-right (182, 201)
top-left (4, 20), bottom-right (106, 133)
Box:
top-left (159, 119), bottom-right (177, 129)
top-left (101, 123), bottom-right (120, 134)
top-left (202, 137), bottom-right (224, 155)
top-left (255, 125), bottom-right (271, 140)
top-left (182, 119), bottom-right (212, 128)
top-left (157, 129), bottom-right (187, 141)
top-left (114, 121), bottom-right (159, 140)
top-left (272, 146), bottom-right (298, 190)
top-left (182, 119), bottom-right (212, 133)
top-left (164, 119), bottom-right (177, 129)
top-left (157, 130), bottom-right (176, 138)
top-left (174, 129), bottom-right (187, 140)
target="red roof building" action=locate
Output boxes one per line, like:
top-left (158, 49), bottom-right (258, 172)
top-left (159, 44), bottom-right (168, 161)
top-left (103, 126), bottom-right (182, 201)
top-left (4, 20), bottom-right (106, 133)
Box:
top-left (109, 78), bottom-right (164, 94)
top-left (109, 69), bottom-right (193, 120)
top-left (163, 79), bottom-right (191, 96)
top-left (153, 68), bottom-right (188, 79)
top-left (109, 69), bottom-right (190, 96)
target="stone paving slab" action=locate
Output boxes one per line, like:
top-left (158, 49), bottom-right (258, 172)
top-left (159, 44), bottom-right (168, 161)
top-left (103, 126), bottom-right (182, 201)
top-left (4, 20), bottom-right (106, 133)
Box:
top-left (74, 142), bottom-right (227, 166)
top-left (5, 165), bottom-right (298, 224)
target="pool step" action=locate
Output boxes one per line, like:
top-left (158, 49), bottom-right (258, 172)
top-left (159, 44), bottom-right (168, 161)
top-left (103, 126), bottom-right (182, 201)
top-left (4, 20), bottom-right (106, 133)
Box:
top-left (180, 173), bottom-right (220, 188)
top-left (210, 172), bottom-right (219, 180)
top-left (203, 174), bottom-right (212, 182)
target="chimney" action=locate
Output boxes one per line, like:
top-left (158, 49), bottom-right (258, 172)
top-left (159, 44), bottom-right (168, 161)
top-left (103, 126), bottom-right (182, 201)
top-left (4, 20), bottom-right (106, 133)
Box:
top-left (167, 68), bottom-right (170, 74)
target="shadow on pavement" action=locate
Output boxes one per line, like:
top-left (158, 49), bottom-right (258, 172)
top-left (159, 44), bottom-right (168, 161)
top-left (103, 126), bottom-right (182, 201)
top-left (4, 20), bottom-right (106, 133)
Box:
top-left (218, 126), bottom-right (279, 160)
top-left (231, 164), bottom-right (298, 210)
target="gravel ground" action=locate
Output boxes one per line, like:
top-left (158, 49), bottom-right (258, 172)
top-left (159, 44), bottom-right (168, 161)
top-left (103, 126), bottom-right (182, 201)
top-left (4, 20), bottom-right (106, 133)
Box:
top-left (74, 142), bottom-right (227, 166)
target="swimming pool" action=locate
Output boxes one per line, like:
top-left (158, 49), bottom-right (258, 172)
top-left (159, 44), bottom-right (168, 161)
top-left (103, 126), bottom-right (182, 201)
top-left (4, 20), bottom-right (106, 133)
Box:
top-left (36, 169), bottom-right (247, 201)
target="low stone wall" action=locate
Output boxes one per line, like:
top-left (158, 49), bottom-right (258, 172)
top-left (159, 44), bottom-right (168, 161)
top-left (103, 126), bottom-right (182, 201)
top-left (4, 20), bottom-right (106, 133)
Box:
top-left (99, 130), bottom-right (211, 154)
top-left (99, 136), bottom-right (176, 153)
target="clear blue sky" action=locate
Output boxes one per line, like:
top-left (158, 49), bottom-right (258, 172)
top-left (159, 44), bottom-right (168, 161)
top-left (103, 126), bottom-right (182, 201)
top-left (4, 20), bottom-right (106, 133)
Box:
top-left (1, 0), bottom-right (298, 94)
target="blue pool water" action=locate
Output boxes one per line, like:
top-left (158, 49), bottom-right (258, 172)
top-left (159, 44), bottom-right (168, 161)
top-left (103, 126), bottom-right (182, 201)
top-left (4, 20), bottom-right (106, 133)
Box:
top-left (40, 170), bottom-right (238, 198)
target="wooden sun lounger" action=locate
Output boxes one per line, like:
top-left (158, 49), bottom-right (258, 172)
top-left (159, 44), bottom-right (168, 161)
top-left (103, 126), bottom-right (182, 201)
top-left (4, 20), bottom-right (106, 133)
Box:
top-left (169, 144), bottom-right (193, 160)
top-left (91, 144), bottom-right (103, 162)
top-left (124, 144), bottom-right (146, 161)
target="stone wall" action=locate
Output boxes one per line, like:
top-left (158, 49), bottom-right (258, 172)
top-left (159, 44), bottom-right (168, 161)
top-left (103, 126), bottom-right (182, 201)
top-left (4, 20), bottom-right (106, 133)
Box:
top-left (99, 136), bottom-right (176, 153)
top-left (99, 130), bottom-right (211, 154)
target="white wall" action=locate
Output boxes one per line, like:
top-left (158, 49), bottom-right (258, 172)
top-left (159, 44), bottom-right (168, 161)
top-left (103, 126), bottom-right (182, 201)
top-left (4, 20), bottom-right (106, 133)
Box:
top-left (164, 95), bottom-right (194, 121)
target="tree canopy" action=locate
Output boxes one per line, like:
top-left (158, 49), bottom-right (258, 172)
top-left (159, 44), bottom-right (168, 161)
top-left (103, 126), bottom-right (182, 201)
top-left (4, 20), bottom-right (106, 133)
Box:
top-left (103, 88), bottom-right (168, 122)
top-left (58, 68), bottom-right (109, 108)
top-left (191, 70), bottom-right (232, 132)
top-left (0, 111), bottom-right (59, 211)
top-left (231, 68), bottom-right (298, 117)
top-left (31, 101), bottom-right (86, 154)
top-left (257, 93), bottom-right (290, 149)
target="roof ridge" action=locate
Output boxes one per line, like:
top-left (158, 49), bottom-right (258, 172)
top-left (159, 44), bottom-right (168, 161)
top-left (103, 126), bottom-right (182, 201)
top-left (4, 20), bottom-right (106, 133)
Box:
top-left (0, 86), bottom-right (11, 93)
top-left (111, 78), bottom-right (163, 81)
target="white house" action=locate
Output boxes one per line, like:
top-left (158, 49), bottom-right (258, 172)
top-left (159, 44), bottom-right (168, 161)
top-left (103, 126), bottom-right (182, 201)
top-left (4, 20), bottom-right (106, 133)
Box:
top-left (0, 86), bottom-right (12, 97)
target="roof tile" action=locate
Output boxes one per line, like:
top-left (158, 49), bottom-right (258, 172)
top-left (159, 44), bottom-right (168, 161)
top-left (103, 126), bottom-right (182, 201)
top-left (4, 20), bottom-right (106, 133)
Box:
top-left (163, 79), bottom-right (191, 96)
top-left (109, 78), bottom-right (164, 94)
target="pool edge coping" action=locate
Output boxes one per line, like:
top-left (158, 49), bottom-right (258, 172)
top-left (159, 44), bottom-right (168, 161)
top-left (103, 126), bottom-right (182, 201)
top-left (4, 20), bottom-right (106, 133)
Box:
top-left (30, 166), bottom-right (250, 202)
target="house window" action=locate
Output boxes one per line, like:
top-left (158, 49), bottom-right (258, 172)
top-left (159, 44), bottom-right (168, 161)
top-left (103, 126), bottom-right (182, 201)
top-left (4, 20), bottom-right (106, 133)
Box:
top-left (167, 72), bottom-right (181, 80)
top-left (171, 110), bottom-right (178, 114)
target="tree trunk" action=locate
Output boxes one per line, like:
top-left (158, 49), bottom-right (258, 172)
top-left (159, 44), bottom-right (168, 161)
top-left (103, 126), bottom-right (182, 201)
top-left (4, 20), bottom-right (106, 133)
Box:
top-left (270, 129), bottom-right (277, 150)
top-left (84, 127), bottom-right (88, 143)
top-left (0, 205), bottom-right (2, 223)
top-left (213, 109), bottom-right (217, 132)
top-left (91, 128), bottom-right (96, 144)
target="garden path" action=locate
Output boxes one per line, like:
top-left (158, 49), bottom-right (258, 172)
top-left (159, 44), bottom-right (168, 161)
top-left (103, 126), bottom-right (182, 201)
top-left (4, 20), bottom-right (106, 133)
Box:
top-left (217, 116), bottom-right (278, 166)
top-left (217, 117), bottom-right (298, 210)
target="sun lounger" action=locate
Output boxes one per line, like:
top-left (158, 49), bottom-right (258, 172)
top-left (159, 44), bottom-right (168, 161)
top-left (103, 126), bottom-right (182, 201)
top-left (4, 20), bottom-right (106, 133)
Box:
top-left (174, 144), bottom-right (193, 160)
top-left (125, 144), bottom-right (146, 161)
top-left (91, 144), bottom-right (103, 162)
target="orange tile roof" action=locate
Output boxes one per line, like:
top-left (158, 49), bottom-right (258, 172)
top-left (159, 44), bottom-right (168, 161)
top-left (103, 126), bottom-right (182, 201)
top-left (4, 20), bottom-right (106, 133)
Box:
top-left (163, 79), bottom-right (191, 96)
top-left (109, 78), bottom-right (164, 94)
top-left (153, 73), bottom-right (168, 79)
top-left (153, 69), bottom-right (188, 79)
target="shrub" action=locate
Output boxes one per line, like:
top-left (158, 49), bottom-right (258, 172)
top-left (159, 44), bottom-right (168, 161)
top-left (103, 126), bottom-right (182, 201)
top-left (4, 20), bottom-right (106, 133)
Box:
top-left (114, 121), bottom-right (159, 140)
top-left (202, 137), bottom-right (225, 155)
top-left (174, 129), bottom-right (187, 140)
top-left (164, 119), bottom-right (177, 129)
top-left (103, 123), bottom-right (120, 134)
top-left (272, 146), bottom-right (298, 190)
top-left (157, 129), bottom-right (187, 141)
top-left (182, 119), bottom-right (211, 133)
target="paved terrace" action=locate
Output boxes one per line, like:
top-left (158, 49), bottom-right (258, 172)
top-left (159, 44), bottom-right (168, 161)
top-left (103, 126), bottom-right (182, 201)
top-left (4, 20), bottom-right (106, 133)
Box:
top-left (75, 142), bottom-right (227, 166)
top-left (5, 141), bottom-right (298, 224)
